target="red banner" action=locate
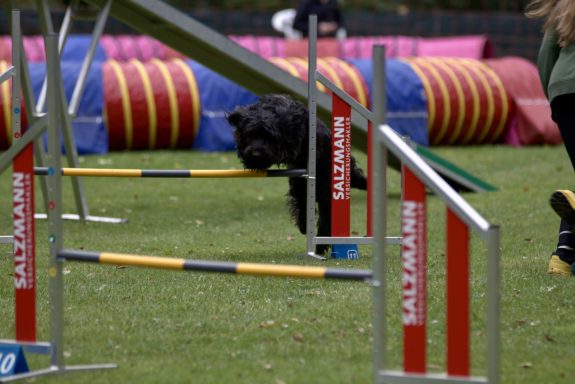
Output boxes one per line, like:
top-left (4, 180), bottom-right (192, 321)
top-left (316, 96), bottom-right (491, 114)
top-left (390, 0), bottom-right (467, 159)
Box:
top-left (331, 94), bottom-right (351, 237)
top-left (13, 143), bottom-right (35, 342)
top-left (401, 165), bottom-right (426, 373)
top-left (447, 208), bottom-right (470, 376)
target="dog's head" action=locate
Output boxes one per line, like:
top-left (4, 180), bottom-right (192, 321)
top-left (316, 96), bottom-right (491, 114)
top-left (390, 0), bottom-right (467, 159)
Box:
top-left (226, 94), bottom-right (307, 169)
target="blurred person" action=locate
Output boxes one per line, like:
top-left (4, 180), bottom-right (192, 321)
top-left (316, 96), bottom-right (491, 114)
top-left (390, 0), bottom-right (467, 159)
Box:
top-left (526, 0), bottom-right (575, 275)
top-left (292, 0), bottom-right (344, 38)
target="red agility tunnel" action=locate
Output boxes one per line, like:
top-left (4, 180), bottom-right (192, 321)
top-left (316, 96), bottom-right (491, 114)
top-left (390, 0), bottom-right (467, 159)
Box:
top-left (269, 56), bottom-right (369, 108)
top-left (403, 57), bottom-right (513, 145)
top-left (103, 58), bottom-right (201, 150)
top-left (486, 57), bottom-right (561, 146)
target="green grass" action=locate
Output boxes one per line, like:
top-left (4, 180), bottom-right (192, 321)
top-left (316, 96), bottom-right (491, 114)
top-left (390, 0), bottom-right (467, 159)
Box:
top-left (1, 145), bottom-right (574, 383)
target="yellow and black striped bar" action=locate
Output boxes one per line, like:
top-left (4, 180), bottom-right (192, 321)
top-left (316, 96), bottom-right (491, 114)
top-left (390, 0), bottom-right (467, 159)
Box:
top-left (34, 167), bottom-right (306, 178)
top-left (58, 250), bottom-right (372, 281)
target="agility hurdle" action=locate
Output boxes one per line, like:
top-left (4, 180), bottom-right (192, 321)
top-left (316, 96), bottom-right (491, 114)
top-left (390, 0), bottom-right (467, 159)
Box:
top-left (33, 167), bottom-right (305, 178)
top-left (57, 250), bottom-right (372, 280)
top-left (370, 43), bottom-right (500, 382)
top-left (0, 11), bottom-right (51, 360)
top-left (0, 0), bottom-right (123, 224)
top-left (306, 20), bottom-right (393, 260)
top-left (2, 17), bottom-right (499, 384)
top-left (0, 33), bottom-right (116, 383)
top-left (4, 8), bottom-right (38, 344)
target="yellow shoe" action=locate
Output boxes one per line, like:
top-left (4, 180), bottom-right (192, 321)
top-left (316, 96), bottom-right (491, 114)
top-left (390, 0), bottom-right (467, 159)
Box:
top-left (548, 255), bottom-right (572, 276)
top-left (550, 190), bottom-right (575, 223)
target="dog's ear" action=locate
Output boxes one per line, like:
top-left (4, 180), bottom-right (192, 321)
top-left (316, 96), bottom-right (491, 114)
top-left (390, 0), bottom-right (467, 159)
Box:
top-left (225, 109), bottom-right (244, 127)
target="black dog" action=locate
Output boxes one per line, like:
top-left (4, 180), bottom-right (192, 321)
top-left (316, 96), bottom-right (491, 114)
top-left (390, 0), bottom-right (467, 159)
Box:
top-left (226, 94), bottom-right (367, 255)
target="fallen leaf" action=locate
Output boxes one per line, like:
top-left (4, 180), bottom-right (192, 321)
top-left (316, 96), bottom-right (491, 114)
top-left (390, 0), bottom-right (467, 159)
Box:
top-left (293, 332), bottom-right (304, 343)
top-left (514, 320), bottom-right (526, 327)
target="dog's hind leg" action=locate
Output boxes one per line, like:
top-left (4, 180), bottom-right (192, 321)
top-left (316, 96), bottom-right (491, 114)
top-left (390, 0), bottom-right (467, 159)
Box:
top-left (316, 197), bottom-right (331, 255)
top-left (350, 156), bottom-right (368, 190)
top-left (288, 178), bottom-right (308, 235)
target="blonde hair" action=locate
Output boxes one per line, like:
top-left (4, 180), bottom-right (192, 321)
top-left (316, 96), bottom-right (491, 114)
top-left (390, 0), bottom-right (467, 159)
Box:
top-left (526, 0), bottom-right (575, 47)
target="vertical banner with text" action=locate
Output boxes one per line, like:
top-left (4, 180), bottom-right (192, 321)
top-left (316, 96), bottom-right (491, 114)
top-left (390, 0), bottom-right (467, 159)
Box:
top-left (401, 165), bottom-right (426, 373)
top-left (13, 143), bottom-right (35, 342)
top-left (331, 94), bottom-right (351, 237)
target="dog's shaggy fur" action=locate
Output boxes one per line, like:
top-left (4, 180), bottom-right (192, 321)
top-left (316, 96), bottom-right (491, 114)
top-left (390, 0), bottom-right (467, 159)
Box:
top-left (226, 94), bottom-right (367, 255)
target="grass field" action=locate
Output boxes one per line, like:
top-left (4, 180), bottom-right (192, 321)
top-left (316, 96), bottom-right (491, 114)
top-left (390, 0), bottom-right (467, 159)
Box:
top-left (1, 145), bottom-right (574, 383)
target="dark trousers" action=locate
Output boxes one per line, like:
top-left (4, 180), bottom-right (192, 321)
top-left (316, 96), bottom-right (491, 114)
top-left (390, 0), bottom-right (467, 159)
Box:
top-left (551, 94), bottom-right (575, 263)
top-left (552, 93), bottom-right (575, 171)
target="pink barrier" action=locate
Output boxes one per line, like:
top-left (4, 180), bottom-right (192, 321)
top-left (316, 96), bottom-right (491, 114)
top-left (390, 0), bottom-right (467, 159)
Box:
top-left (100, 35), bottom-right (186, 61)
top-left (342, 35), bottom-right (494, 59)
top-left (283, 38), bottom-right (341, 58)
top-left (0, 36), bottom-right (46, 63)
top-left (228, 35), bottom-right (494, 60)
top-left (228, 35), bottom-right (286, 58)
top-left (417, 36), bottom-right (494, 59)
top-left (341, 36), bottom-right (418, 59)
top-left (0, 34), bottom-right (495, 62)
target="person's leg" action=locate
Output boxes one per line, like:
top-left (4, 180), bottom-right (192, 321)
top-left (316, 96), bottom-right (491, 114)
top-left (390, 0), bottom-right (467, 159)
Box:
top-left (551, 94), bottom-right (575, 170)
top-left (549, 94), bottom-right (575, 275)
top-left (549, 219), bottom-right (575, 275)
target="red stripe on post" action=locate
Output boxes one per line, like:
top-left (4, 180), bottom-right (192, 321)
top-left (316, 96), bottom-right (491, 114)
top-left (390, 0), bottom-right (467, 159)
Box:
top-left (331, 94), bottom-right (351, 237)
top-left (13, 144), bottom-right (36, 342)
top-left (446, 208), bottom-right (470, 376)
top-left (401, 165), bottom-right (426, 373)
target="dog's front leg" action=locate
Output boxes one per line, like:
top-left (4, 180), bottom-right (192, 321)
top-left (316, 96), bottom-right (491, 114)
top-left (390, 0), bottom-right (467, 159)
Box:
top-left (315, 183), bottom-right (332, 255)
top-left (315, 194), bottom-right (331, 255)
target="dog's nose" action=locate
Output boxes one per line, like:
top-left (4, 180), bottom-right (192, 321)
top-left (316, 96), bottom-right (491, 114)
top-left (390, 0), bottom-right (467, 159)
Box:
top-left (246, 147), bottom-right (264, 159)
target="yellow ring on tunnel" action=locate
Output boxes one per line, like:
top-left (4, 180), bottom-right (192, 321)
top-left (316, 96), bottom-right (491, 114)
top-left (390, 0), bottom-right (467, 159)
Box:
top-left (108, 60), bottom-right (133, 149)
top-left (477, 62), bottom-right (510, 142)
top-left (152, 59), bottom-right (179, 148)
top-left (460, 59), bottom-right (495, 144)
top-left (402, 58), bottom-right (436, 136)
top-left (428, 57), bottom-right (466, 145)
top-left (172, 58), bottom-right (201, 139)
top-left (413, 58), bottom-right (451, 145)
top-left (443, 58), bottom-right (481, 145)
top-left (326, 57), bottom-right (367, 108)
top-left (130, 59), bottom-right (157, 149)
